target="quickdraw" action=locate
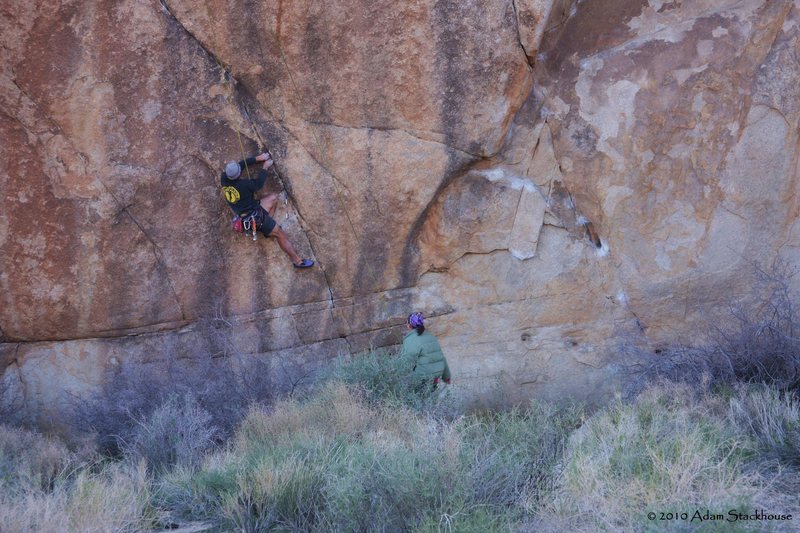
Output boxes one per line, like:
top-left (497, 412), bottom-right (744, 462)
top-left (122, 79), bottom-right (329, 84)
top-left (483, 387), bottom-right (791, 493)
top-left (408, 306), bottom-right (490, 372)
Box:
top-left (243, 211), bottom-right (259, 241)
top-left (231, 211), bottom-right (259, 241)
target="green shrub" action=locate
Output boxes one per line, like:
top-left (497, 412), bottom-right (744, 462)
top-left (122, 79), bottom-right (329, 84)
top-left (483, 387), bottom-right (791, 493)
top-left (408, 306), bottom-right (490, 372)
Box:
top-left (157, 382), bottom-right (581, 531)
top-left (324, 348), bottom-right (442, 410)
top-left (536, 383), bottom-right (790, 531)
top-left (155, 453), bottom-right (240, 521)
top-left (12, 377), bottom-right (800, 532)
top-left (219, 449), bottom-right (331, 532)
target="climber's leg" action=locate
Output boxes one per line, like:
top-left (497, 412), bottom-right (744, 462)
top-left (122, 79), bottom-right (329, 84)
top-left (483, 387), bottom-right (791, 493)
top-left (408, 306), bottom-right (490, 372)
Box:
top-left (268, 225), bottom-right (306, 266)
top-left (260, 193), bottom-right (278, 218)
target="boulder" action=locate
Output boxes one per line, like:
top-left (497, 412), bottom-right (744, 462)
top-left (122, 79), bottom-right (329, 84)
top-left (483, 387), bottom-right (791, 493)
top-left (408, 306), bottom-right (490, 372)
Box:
top-left (2, 0), bottom-right (799, 426)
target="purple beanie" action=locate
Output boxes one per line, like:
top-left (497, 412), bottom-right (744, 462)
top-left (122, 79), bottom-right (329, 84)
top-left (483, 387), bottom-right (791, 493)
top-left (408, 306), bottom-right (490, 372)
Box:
top-left (408, 312), bottom-right (425, 328)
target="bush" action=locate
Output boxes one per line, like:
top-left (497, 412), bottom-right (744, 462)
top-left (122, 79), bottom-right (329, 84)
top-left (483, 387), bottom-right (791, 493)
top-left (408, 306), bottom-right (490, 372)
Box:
top-left (711, 263), bottom-right (800, 390)
top-left (627, 262), bottom-right (800, 394)
top-left (535, 383), bottom-right (800, 531)
top-left (71, 352), bottom-right (294, 457)
top-left (123, 394), bottom-right (219, 474)
top-left (155, 382), bottom-right (581, 531)
top-left (323, 348), bottom-right (459, 415)
top-left (0, 425), bottom-right (75, 493)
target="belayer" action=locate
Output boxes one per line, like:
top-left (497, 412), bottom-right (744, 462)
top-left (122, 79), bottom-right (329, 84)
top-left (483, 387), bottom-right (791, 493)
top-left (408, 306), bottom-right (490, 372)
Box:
top-left (221, 152), bottom-right (314, 269)
top-left (401, 312), bottom-right (451, 390)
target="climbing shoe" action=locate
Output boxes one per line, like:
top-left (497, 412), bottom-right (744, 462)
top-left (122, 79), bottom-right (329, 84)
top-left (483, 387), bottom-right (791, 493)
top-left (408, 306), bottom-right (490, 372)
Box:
top-left (293, 259), bottom-right (314, 269)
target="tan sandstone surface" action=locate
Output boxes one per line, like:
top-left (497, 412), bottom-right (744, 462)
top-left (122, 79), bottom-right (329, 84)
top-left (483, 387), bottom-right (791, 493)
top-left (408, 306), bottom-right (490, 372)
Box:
top-left (1, 0), bottom-right (799, 426)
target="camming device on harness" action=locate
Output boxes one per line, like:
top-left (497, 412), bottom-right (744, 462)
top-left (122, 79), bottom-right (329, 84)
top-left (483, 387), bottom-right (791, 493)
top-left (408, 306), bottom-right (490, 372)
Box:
top-left (230, 209), bottom-right (263, 241)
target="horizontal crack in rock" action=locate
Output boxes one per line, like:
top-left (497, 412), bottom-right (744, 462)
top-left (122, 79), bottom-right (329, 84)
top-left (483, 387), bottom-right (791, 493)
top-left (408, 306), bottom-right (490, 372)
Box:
top-left (305, 120), bottom-right (485, 158)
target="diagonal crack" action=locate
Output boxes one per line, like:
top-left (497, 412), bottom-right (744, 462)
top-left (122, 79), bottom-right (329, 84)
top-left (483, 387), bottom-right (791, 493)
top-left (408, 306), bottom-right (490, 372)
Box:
top-left (509, 0), bottom-right (534, 68)
top-left (159, 0), bottom-right (228, 70)
top-left (99, 177), bottom-right (186, 321)
top-left (120, 204), bottom-right (187, 321)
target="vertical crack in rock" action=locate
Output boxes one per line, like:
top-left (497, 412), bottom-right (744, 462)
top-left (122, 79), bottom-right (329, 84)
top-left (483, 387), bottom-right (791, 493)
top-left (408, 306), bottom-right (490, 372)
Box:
top-left (240, 101), bottom-right (338, 308)
top-left (159, 0), bottom-right (340, 307)
top-left (509, 0), bottom-right (533, 67)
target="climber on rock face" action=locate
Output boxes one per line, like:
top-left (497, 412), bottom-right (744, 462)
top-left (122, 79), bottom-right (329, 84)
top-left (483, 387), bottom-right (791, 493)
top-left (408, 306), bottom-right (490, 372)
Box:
top-left (221, 152), bottom-right (314, 268)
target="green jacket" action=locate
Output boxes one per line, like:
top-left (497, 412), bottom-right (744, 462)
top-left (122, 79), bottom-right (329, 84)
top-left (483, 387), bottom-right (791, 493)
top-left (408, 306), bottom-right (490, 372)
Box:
top-left (401, 330), bottom-right (451, 381)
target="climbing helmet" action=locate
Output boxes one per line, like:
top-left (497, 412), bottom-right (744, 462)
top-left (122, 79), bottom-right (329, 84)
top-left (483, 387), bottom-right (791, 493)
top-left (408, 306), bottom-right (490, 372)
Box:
top-left (225, 161), bottom-right (242, 179)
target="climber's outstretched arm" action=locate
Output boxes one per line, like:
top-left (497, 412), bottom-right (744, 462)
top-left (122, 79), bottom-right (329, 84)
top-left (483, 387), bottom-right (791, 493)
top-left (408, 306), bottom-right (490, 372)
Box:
top-left (247, 153), bottom-right (273, 190)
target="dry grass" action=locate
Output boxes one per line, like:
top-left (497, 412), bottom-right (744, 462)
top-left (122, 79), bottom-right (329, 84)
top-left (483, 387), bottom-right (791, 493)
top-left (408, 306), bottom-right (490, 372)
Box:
top-left (156, 382), bottom-right (581, 531)
top-left (234, 382), bottom-right (423, 452)
top-left (0, 425), bottom-right (75, 493)
top-left (66, 462), bottom-right (156, 532)
top-left (535, 383), bottom-right (800, 531)
top-left (6, 341), bottom-right (800, 532)
top-left (0, 461), bottom-right (156, 532)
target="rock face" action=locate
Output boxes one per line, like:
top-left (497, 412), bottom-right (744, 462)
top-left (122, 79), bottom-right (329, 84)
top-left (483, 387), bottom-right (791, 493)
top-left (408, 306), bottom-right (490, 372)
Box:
top-left (2, 0), bottom-right (799, 425)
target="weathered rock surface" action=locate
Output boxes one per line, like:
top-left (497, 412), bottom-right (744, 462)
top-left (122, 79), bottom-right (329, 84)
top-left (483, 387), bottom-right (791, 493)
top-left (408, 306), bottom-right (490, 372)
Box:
top-left (1, 0), bottom-right (799, 425)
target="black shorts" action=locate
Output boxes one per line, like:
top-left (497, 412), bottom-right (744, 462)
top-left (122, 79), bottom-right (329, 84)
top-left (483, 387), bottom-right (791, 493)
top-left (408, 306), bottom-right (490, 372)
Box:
top-left (257, 206), bottom-right (277, 236)
top-left (241, 206), bottom-right (276, 236)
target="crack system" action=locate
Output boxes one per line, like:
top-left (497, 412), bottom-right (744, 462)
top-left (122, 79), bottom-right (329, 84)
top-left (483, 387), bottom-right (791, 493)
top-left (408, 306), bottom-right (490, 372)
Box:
top-left (159, 0), bottom-right (341, 309)
top-left (6, 0), bottom-right (605, 351)
top-left (3, 65), bottom-right (189, 326)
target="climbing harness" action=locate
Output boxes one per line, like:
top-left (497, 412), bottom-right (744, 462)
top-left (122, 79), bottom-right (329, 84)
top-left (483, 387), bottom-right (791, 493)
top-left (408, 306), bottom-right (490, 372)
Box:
top-left (232, 210), bottom-right (261, 241)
